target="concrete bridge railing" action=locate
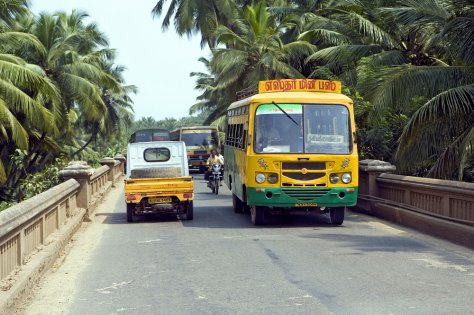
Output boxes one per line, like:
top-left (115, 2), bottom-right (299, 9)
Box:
top-left (356, 159), bottom-right (474, 248)
top-left (0, 155), bottom-right (125, 315)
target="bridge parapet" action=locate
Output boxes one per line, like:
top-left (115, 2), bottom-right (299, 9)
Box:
top-left (0, 158), bottom-right (124, 314)
top-left (114, 154), bottom-right (126, 176)
top-left (356, 159), bottom-right (474, 248)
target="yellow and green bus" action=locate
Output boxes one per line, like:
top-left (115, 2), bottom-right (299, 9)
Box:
top-left (170, 126), bottom-right (220, 172)
top-left (224, 79), bottom-right (358, 225)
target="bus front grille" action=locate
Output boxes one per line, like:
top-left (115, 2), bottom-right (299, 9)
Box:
top-left (282, 172), bottom-right (325, 181)
top-left (282, 189), bottom-right (330, 200)
top-left (282, 162), bottom-right (325, 170)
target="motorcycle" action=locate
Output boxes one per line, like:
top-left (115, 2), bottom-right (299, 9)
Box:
top-left (207, 163), bottom-right (223, 195)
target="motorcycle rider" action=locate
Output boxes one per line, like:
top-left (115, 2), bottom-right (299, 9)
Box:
top-left (205, 149), bottom-right (224, 183)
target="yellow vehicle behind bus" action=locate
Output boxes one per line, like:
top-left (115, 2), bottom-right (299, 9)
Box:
top-left (170, 126), bottom-right (220, 172)
top-left (224, 79), bottom-right (358, 225)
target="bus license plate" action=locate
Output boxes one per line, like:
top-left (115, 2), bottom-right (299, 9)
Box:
top-left (295, 203), bottom-right (317, 207)
top-left (148, 197), bottom-right (172, 204)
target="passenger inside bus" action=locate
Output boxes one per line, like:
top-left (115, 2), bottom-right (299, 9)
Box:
top-left (256, 117), bottom-right (280, 152)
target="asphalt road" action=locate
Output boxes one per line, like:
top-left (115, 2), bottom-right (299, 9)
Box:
top-left (21, 174), bottom-right (474, 315)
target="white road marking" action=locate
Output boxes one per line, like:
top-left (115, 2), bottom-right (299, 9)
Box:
top-left (415, 258), bottom-right (468, 272)
top-left (138, 239), bottom-right (161, 244)
top-left (95, 281), bottom-right (134, 294)
top-left (288, 294), bottom-right (313, 300)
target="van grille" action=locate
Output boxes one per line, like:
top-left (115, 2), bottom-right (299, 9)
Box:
top-left (282, 189), bottom-right (330, 201)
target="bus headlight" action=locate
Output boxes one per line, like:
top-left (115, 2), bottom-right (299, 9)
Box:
top-left (330, 174), bottom-right (339, 184)
top-left (341, 173), bottom-right (352, 184)
top-left (255, 173), bottom-right (266, 184)
top-left (267, 173), bottom-right (278, 184)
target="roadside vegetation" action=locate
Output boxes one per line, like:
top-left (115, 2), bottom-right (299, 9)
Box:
top-left (0, 1), bottom-right (137, 208)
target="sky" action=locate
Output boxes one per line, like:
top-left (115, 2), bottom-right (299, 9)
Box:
top-left (31, 0), bottom-right (210, 120)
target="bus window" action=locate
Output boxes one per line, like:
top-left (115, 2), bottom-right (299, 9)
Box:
top-left (181, 132), bottom-right (217, 147)
top-left (254, 104), bottom-right (303, 153)
top-left (304, 105), bottom-right (350, 154)
top-left (129, 129), bottom-right (170, 143)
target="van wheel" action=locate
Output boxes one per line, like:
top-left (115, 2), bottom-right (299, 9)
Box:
top-left (330, 207), bottom-right (345, 225)
top-left (183, 201), bottom-right (193, 220)
top-left (250, 206), bottom-right (265, 225)
top-left (232, 193), bottom-right (244, 213)
top-left (126, 203), bottom-right (134, 223)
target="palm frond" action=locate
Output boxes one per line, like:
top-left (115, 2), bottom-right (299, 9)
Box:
top-left (359, 65), bottom-right (472, 112)
top-left (0, 98), bottom-right (29, 149)
top-left (59, 72), bottom-right (106, 120)
top-left (215, 25), bottom-right (249, 47)
top-left (441, 15), bottom-right (474, 65)
top-left (0, 31), bottom-right (46, 56)
top-left (400, 84), bottom-right (474, 141)
top-left (306, 44), bottom-right (382, 65)
top-left (298, 29), bottom-right (352, 46)
top-left (340, 11), bottom-right (399, 49)
top-left (379, 0), bottom-right (451, 30)
top-left (426, 126), bottom-right (474, 179)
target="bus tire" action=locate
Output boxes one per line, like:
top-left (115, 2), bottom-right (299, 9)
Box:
top-left (330, 207), bottom-right (345, 225)
top-left (232, 193), bottom-right (244, 213)
top-left (183, 201), bottom-right (193, 220)
top-left (131, 167), bottom-right (181, 179)
top-left (126, 203), bottom-right (134, 223)
top-left (250, 206), bottom-right (265, 225)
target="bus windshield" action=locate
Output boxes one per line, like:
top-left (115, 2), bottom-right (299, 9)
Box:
top-left (181, 130), bottom-right (218, 147)
top-left (129, 129), bottom-right (170, 143)
top-left (254, 104), bottom-right (351, 154)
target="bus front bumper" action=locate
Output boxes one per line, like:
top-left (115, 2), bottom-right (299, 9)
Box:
top-left (246, 187), bottom-right (358, 208)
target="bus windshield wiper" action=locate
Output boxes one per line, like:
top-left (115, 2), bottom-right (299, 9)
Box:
top-left (272, 101), bottom-right (298, 126)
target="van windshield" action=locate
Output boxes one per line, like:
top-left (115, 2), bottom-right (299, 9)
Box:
top-left (254, 104), bottom-right (351, 154)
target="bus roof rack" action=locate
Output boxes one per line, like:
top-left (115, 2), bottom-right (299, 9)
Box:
top-left (236, 85), bottom-right (258, 100)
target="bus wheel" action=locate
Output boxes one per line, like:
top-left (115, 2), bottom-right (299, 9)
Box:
top-left (126, 203), bottom-right (134, 223)
top-left (330, 207), bottom-right (345, 225)
top-left (250, 206), bottom-right (265, 225)
top-left (232, 193), bottom-right (244, 213)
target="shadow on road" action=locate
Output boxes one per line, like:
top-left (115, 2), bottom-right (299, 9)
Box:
top-left (304, 233), bottom-right (431, 253)
top-left (95, 212), bottom-right (181, 224)
top-left (179, 205), bottom-right (342, 229)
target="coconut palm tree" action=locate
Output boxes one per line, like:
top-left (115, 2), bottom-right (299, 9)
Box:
top-left (378, 0), bottom-right (474, 179)
top-left (1, 9), bottom-right (135, 200)
top-left (0, 1), bottom-right (61, 186)
top-left (194, 0), bottom-right (315, 121)
top-left (23, 11), bottom-right (132, 153)
top-left (151, 0), bottom-right (238, 47)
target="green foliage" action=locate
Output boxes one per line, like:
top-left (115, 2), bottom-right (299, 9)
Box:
top-left (0, 6), bottom-right (135, 201)
top-left (0, 156), bottom-right (70, 209)
top-left (130, 111), bottom-right (211, 135)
